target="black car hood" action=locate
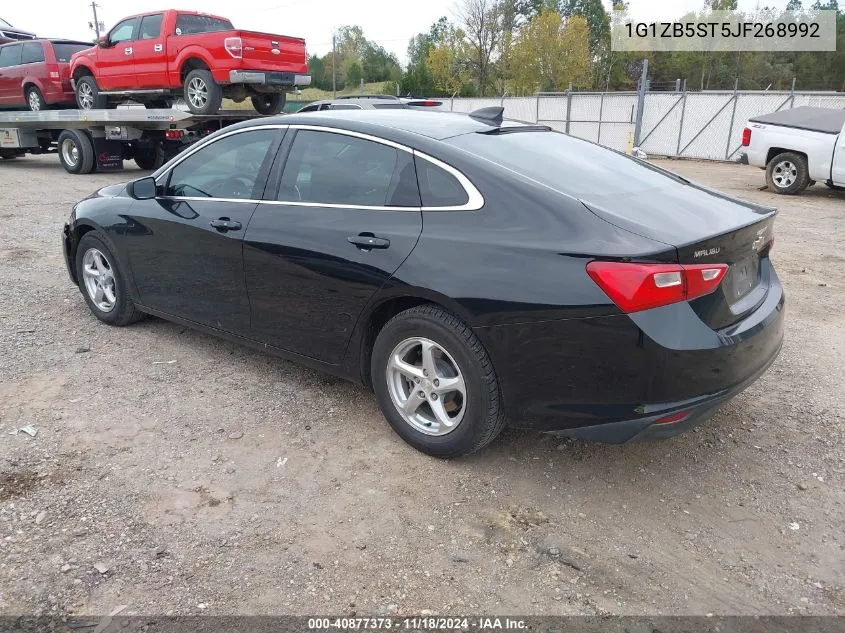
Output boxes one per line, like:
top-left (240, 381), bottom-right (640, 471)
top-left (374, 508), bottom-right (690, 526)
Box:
top-left (578, 181), bottom-right (776, 247)
top-left (95, 183), bottom-right (129, 198)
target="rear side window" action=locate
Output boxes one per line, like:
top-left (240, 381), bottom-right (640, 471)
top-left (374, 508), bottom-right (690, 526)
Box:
top-left (277, 130), bottom-right (420, 207)
top-left (21, 42), bottom-right (45, 64)
top-left (297, 104), bottom-right (321, 112)
top-left (139, 14), bottom-right (163, 40)
top-left (328, 104), bottom-right (362, 110)
top-left (0, 44), bottom-right (22, 68)
top-left (52, 43), bottom-right (91, 62)
top-left (415, 157), bottom-right (469, 208)
top-left (175, 14), bottom-right (234, 35)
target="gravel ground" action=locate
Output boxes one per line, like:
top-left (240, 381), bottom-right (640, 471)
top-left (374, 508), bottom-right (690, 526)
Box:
top-left (0, 154), bottom-right (843, 617)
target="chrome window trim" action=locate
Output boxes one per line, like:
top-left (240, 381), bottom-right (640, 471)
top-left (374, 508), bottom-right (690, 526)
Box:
top-left (154, 123), bottom-right (485, 212)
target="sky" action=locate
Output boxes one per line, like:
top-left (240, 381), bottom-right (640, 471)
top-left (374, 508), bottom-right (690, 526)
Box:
top-left (4, 0), bottom-right (792, 64)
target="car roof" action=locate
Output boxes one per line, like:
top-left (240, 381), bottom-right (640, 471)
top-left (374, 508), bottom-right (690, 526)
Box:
top-left (265, 109), bottom-right (534, 141)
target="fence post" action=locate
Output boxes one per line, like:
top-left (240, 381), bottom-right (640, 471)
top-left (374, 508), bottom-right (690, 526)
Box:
top-left (565, 86), bottom-right (572, 134)
top-left (633, 58), bottom-right (648, 147)
top-left (597, 91), bottom-right (605, 145)
top-left (725, 77), bottom-right (739, 160)
top-left (790, 77), bottom-right (796, 108)
top-left (675, 78), bottom-right (681, 92)
top-left (535, 94), bottom-right (540, 124)
top-left (675, 82), bottom-right (687, 157)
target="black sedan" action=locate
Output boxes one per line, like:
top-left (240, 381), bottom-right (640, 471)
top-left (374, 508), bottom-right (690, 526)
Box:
top-left (62, 107), bottom-right (785, 457)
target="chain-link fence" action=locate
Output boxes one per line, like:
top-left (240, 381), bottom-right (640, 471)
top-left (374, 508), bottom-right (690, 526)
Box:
top-left (435, 90), bottom-right (845, 161)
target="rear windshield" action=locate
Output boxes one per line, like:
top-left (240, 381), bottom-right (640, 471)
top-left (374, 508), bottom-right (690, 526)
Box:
top-left (447, 131), bottom-right (683, 197)
top-left (52, 43), bottom-right (91, 62)
top-left (175, 14), bottom-right (234, 35)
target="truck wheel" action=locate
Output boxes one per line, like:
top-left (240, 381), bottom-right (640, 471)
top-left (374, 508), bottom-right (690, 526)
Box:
top-left (76, 76), bottom-right (107, 110)
top-left (765, 152), bottom-right (810, 195)
top-left (134, 144), bottom-right (165, 170)
top-left (57, 129), bottom-right (95, 175)
top-left (26, 86), bottom-right (47, 111)
top-left (251, 93), bottom-right (285, 115)
top-left (184, 69), bottom-right (223, 115)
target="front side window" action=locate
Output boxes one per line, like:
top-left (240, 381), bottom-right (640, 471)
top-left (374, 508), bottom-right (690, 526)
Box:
top-left (328, 103), bottom-right (362, 110)
top-left (297, 104), bottom-right (321, 113)
top-left (20, 42), bottom-right (45, 64)
top-left (138, 14), bottom-right (163, 40)
top-left (175, 14), bottom-right (234, 35)
top-left (0, 44), bottom-right (21, 68)
top-left (109, 19), bottom-right (137, 44)
top-left (278, 130), bottom-right (416, 207)
top-left (165, 130), bottom-right (278, 200)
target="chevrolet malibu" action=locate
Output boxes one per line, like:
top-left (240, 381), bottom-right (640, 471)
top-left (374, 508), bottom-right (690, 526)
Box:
top-left (62, 108), bottom-right (784, 457)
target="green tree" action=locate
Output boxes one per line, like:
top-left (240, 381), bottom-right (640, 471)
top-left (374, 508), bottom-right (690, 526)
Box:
top-left (459, 0), bottom-right (502, 95)
top-left (346, 61), bottom-right (363, 87)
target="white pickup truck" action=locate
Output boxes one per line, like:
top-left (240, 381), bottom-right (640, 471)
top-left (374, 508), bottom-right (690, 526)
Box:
top-left (740, 106), bottom-right (845, 195)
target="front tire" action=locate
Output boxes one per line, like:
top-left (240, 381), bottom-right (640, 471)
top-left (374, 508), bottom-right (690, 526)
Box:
top-left (183, 69), bottom-right (223, 115)
top-left (371, 305), bottom-right (504, 458)
top-left (75, 75), bottom-right (106, 110)
top-left (766, 152), bottom-right (810, 195)
top-left (26, 86), bottom-right (47, 111)
top-left (251, 92), bottom-right (286, 115)
top-left (75, 231), bottom-right (145, 326)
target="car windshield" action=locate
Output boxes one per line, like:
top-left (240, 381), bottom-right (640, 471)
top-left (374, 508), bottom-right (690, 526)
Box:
top-left (0, 18), bottom-right (13, 28)
top-left (53, 43), bottom-right (91, 62)
top-left (447, 130), bottom-right (686, 197)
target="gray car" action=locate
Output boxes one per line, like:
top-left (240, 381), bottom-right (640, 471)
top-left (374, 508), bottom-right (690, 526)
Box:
top-left (297, 95), bottom-right (442, 113)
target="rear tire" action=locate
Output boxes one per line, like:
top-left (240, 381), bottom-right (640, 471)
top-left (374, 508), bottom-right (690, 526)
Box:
top-left (134, 144), bottom-right (165, 170)
top-left (183, 69), bottom-right (223, 115)
top-left (75, 231), bottom-right (145, 326)
top-left (766, 152), bottom-right (810, 195)
top-left (57, 129), bottom-right (95, 174)
top-left (26, 86), bottom-right (47, 111)
top-left (251, 93), bottom-right (285, 115)
top-left (75, 75), bottom-right (107, 110)
top-left (371, 305), bottom-right (504, 458)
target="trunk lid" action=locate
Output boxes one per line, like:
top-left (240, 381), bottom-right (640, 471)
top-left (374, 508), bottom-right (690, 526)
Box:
top-left (580, 183), bottom-right (776, 330)
top-left (235, 30), bottom-right (307, 73)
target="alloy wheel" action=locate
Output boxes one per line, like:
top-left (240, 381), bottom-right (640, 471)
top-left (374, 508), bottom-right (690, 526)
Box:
top-left (28, 91), bottom-right (41, 111)
top-left (772, 160), bottom-right (797, 189)
top-left (386, 337), bottom-right (467, 436)
top-left (187, 77), bottom-right (208, 109)
top-left (82, 248), bottom-right (117, 313)
top-left (78, 82), bottom-right (94, 109)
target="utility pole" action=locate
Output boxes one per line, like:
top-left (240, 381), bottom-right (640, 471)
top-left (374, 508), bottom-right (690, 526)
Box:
top-left (331, 31), bottom-right (337, 98)
top-left (89, 2), bottom-right (102, 39)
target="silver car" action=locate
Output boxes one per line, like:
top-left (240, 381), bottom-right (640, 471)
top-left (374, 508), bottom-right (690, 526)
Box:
top-left (297, 95), bottom-right (442, 113)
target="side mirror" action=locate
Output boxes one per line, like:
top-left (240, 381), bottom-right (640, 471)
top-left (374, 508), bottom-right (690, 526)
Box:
top-left (128, 176), bottom-right (157, 200)
top-left (97, 35), bottom-right (110, 48)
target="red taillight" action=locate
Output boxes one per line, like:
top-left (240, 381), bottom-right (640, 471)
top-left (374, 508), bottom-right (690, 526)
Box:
top-left (741, 127), bottom-right (751, 146)
top-left (586, 261), bottom-right (728, 313)
top-left (165, 129), bottom-right (183, 140)
top-left (224, 36), bottom-right (243, 59)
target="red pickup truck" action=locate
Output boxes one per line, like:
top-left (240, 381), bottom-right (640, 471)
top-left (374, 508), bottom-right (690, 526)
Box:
top-left (69, 10), bottom-right (309, 115)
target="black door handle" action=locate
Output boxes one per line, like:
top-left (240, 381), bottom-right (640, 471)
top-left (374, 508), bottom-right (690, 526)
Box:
top-left (348, 234), bottom-right (390, 250)
top-left (210, 218), bottom-right (242, 231)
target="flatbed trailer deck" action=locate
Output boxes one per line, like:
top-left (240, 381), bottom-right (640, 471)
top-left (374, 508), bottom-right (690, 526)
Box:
top-left (0, 108), bottom-right (265, 174)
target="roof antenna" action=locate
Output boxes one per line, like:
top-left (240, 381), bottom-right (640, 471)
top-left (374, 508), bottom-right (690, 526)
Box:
top-left (469, 106), bottom-right (504, 126)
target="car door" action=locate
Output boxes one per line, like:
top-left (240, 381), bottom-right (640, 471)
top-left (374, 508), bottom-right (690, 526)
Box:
top-left (132, 13), bottom-right (167, 88)
top-left (120, 126), bottom-right (285, 332)
top-left (242, 127), bottom-right (423, 364)
top-left (97, 17), bottom-right (138, 90)
top-left (0, 43), bottom-right (22, 104)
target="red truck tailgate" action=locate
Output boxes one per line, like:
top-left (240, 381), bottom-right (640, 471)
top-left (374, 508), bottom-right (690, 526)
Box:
top-left (236, 31), bottom-right (307, 72)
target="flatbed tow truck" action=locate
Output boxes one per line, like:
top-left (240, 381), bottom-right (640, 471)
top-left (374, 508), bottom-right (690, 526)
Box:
top-left (0, 108), bottom-right (263, 175)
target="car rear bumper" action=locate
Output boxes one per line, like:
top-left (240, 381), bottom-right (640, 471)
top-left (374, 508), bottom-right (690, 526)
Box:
top-left (228, 70), bottom-right (311, 87)
top-left (479, 262), bottom-right (785, 440)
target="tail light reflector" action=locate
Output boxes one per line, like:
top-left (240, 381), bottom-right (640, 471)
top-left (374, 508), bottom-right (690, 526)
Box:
top-left (586, 261), bottom-right (728, 313)
top-left (224, 37), bottom-right (243, 58)
top-left (165, 129), bottom-right (183, 140)
top-left (741, 127), bottom-right (751, 146)
top-left (655, 410), bottom-right (690, 425)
